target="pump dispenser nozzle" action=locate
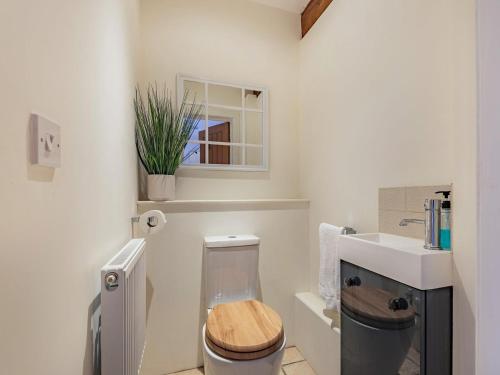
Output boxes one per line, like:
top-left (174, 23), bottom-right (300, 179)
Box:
top-left (436, 191), bottom-right (451, 199)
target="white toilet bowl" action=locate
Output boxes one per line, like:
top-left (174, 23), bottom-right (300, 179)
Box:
top-left (202, 324), bottom-right (286, 375)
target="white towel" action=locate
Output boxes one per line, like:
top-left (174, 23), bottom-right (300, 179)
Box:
top-left (319, 223), bottom-right (344, 312)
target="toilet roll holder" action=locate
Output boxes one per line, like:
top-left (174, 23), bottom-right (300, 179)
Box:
top-left (131, 209), bottom-right (167, 235)
top-left (131, 214), bottom-right (159, 228)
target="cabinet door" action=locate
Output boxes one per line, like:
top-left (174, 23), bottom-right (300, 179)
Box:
top-left (340, 261), bottom-right (425, 375)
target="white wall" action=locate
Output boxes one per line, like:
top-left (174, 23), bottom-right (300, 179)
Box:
top-left (136, 202), bottom-right (310, 374)
top-left (476, 0), bottom-right (500, 373)
top-left (298, 0), bottom-right (455, 298)
top-left (451, 1), bottom-right (477, 374)
top-left (298, 1), bottom-right (477, 374)
top-left (0, 1), bottom-right (139, 374)
top-left (138, 0), bottom-right (301, 200)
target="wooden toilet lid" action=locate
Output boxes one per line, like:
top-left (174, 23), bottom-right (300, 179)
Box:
top-left (206, 300), bottom-right (284, 360)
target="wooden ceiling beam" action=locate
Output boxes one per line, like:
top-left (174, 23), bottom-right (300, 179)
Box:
top-left (301, 0), bottom-right (333, 37)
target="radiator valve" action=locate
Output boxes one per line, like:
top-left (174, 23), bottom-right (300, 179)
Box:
top-left (104, 272), bottom-right (119, 291)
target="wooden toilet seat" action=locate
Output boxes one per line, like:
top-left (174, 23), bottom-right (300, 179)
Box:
top-left (205, 300), bottom-right (284, 360)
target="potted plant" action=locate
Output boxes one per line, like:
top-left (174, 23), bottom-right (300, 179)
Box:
top-left (134, 84), bottom-right (202, 201)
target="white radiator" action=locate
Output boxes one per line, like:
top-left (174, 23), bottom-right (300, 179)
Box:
top-left (101, 238), bottom-right (146, 375)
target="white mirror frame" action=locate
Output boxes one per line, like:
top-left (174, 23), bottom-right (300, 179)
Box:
top-left (177, 74), bottom-right (269, 171)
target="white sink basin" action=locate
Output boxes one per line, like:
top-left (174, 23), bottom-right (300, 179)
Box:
top-left (338, 233), bottom-right (452, 290)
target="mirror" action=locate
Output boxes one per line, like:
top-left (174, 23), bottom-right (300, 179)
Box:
top-left (184, 80), bottom-right (205, 103)
top-left (179, 76), bottom-right (268, 170)
top-left (245, 89), bottom-right (263, 110)
top-left (208, 84), bottom-right (242, 107)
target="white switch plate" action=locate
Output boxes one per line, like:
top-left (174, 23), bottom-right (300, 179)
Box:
top-left (30, 114), bottom-right (61, 168)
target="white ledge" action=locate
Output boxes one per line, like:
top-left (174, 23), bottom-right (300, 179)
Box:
top-left (137, 199), bottom-right (310, 213)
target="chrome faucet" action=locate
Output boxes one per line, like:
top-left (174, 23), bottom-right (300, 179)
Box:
top-left (399, 219), bottom-right (425, 226)
top-left (399, 199), bottom-right (442, 250)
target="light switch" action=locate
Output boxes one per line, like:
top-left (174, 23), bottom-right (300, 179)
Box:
top-left (31, 114), bottom-right (61, 168)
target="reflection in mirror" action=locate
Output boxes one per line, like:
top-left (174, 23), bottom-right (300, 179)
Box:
top-left (245, 146), bottom-right (263, 166)
top-left (208, 84), bottom-right (242, 107)
top-left (203, 145), bottom-right (244, 165)
top-left (185, 105), bottom-right (206, 141)
top-left (244, 89), bottom-right (263, 110)
top-left (183, 143), bottom-right (203, 165)
top-left (207, 107), bottom-right (242, 143)
top-left (184, 80), bottom-right (205, 103)
top-left (245, 111), bottom-right (263, 145)
top-left (196, 118), bottom-right (229, 144)
top-left (189, 119), bottom-right (206, 142)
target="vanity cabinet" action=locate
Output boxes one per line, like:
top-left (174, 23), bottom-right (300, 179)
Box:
top-left (341, 261), bottom-right (452, 375)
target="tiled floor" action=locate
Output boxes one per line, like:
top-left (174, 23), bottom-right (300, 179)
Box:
top-left (167, 346), bottom-right (316, 375)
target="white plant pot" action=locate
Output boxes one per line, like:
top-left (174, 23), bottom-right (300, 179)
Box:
top-left (147, 175), bottom-right (175, 201)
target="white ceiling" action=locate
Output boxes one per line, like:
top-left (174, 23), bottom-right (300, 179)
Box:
top-left (249, 0), bottom-right (309, 14)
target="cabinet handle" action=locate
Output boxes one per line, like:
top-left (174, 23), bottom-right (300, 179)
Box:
top-left (388, 297), bottom-right (409, 311)
top-left (344, 276), bottom-right (361, 287)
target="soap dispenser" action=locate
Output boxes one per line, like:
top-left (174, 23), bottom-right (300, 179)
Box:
top-left (436, 191), bottom-right (452, 250)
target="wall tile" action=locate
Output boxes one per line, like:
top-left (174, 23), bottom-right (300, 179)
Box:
top-left (379, 187), bottom-right (406, 211)
top-left (406, 185), bottom-right (452, 213)
top-left (379, 210), bottom-right (407, 237)
top-left (379, 210), bottom-right (426, 239)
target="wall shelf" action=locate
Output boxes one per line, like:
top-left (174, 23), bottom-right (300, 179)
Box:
top-left (137, 199), bottom-right (310, 214)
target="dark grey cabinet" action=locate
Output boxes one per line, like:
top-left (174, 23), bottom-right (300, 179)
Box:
top-left (341, 261), bottom-right (452, 375)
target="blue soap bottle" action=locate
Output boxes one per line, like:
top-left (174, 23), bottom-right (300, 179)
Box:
top-left (436, 191), bottom-right (452, 250)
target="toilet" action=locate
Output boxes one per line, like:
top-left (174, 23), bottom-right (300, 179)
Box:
top-left (202, 235), bottom-right (286, 375)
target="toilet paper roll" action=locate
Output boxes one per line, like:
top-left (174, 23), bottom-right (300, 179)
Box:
top-left (138, 210), bottom-right (167, 235)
